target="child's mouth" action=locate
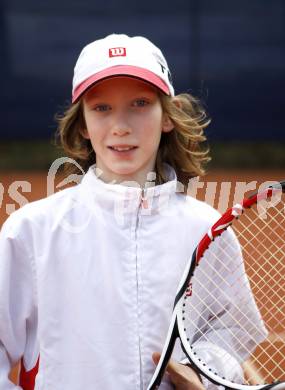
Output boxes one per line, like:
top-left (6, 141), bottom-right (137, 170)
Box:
top-left (108, 146), bottom-right (138, 153)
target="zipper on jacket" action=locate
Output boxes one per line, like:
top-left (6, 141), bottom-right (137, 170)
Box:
top-left (141, 188), bottom-right (149, 209)
top-left (135, 188), bottom-right (148, 389)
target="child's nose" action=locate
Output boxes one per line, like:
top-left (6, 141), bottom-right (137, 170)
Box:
top-left (111, 113), bottom-right (132, 136)
top-left (112, 126), bottom-right (131, 136)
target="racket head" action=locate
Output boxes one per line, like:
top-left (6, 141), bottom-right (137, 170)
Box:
top-left (176, 181), bottom-right (285, 389)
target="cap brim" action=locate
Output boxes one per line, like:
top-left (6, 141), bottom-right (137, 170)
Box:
top-left (72, 65), bottom-right (170, 103)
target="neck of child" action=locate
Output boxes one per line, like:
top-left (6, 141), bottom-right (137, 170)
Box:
top-left (94, 167), bottom-right (158, 189)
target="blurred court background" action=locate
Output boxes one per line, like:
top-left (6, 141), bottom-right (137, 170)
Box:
top-left (0, 0), bottom-right (284, 385)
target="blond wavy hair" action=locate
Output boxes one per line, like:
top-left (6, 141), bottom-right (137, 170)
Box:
top-left (56, 91), bottom-right (211, 187)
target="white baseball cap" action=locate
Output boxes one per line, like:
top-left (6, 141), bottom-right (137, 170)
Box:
top-left (72, 33), bottom-right (174, 103)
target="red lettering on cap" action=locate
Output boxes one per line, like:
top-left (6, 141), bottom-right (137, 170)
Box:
top-left (109, 47), bottom-right (126, 57)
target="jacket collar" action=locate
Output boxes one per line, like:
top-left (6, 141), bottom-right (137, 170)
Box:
top-left (79, 164), bottom-right (181, 216)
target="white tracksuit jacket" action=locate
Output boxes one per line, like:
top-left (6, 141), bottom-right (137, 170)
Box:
top-left (0, 164), bottom-right (266, 389)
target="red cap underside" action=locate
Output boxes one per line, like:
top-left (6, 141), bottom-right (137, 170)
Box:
top-left (72, 65), bottom-right (170, 103)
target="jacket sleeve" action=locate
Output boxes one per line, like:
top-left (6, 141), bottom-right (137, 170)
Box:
top-left (0, 215), bottom-right (38, 389)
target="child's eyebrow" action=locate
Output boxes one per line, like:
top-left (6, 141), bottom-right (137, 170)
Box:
top-left (84, 93), bottom-right (102, 103)
top-left (86, 90), bottom-right (100, 98)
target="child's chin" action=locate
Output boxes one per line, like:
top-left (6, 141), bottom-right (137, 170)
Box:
top-left (111, 165), bottom-right (137, 176)
top-left (111, 169), bottom-right (141, 183)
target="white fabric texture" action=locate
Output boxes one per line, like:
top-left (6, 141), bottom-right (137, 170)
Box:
top-left (0, 165), bottom-right (265, 389)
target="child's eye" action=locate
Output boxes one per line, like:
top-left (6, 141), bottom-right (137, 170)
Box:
top-left (94, 104), bottom-right (110, 112)
top-left (133, 99), bottom-right (149, 107)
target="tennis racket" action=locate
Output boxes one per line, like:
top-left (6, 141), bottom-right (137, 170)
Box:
top-left (147, 181), bottom-right (285, 390)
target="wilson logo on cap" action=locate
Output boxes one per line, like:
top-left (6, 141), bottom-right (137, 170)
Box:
top-left (109, 47), bottom-right (126, 57)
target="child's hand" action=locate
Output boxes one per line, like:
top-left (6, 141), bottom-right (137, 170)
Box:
top-left (152, 352), bottom-right (206, 390)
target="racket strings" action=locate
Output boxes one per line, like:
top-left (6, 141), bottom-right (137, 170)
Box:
top-left (185, 275), bottom-right (283, 382)
top-left (185, 254), bottom-right (270, 372)
top-left (229, 202), bottom-right (285, 382)
top-left (237, 214), bottom-right (282, 275)
top-left (237, 238), bottom-right (284, 324)
top-left (182, 195), bottom-right (285, 385)
top-left (187, 256), bottom-right (273, 369)
top-left (214, 235), bottom-right (284, 342)
top-left (184, 285), bottom-right (276, 382)
top-left (186, 284), bottom-right (265, 364)
top-left (236, 205), bottom-right (285, 322)
top-left (239, 205), bottom-right (285, 264)
top-left (236, 206), bottom-right (284, 294)
top-left (193, 256), bottom-right (262, 352)
top-left (185, 305), bottom-right (275, 383)
top-left (199, 238), bottom-right (268, 329)
top-left (193, 251), bottom-right (264, 338)
top-left (236, 200), bottom-right (285, 379)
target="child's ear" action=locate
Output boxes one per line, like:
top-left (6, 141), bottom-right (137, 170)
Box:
top-left (80, 127), bottom-right (90, 140)
top-left (162, 114), bottom-right (174, 133)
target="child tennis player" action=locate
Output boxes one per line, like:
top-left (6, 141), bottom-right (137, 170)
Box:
top-left (0, 34), bottom-right (265, 390)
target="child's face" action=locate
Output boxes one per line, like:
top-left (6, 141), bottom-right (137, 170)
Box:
top-left (82, 77), bottom-right (173, 185)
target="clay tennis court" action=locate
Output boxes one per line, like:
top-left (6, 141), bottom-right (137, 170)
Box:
top-left (1, 169), bottom-right (284, 385)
